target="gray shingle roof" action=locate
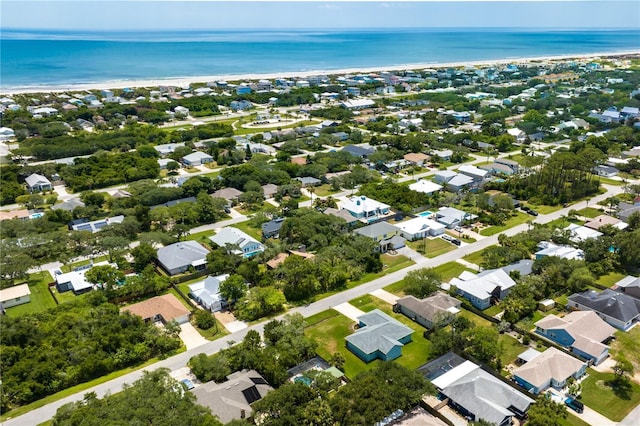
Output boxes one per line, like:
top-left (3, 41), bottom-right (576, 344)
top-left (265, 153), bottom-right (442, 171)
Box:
top-left (345, 309), bottom-right (413, 356)
top-left (354, 222), bottom-right (399, 239)
top-left (569, 289), bottom-right (640, 323)
top-left (157, 241), bottom-right (209, 271)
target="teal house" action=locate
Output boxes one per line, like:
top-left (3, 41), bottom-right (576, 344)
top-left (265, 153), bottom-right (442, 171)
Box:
top-left (345, 309), bottom-right (413, 363)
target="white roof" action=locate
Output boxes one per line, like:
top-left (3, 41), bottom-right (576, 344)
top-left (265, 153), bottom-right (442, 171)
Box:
top-left (432, 360), bottom-right (478, 389)
top-left (55, 270), bottom-right (93, 293)
top-left (507, 128), bottom-right (524, 136)
top-left (341, 99), bottom-right (375, 109)
top-left (450, 269), bottom-right (515, 300)
top-left (182, 151), bottom-right (213, 162)
top-left (458, 165), bottom-right (489, 178)
top-left (565, 223), bottom-right (603, 242)
top-left (396, 217), bottom-right (433, 235)
top-left (0, 283), bottom-right (31, 302)
top-left (447, 174), bottom-right (474, 187)
top-left (409, 179), bottom-right (442, 195)
top-left (341, 195), bottom-right (389, 215)
top-left (535, 243), bottom-right (584, 260)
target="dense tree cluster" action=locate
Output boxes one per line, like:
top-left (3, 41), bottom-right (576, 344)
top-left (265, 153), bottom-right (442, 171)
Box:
top-left (358, 180), bottom-right (431, 214)
top-left (0, 299), bottom-right (181, 410)
top-left (252, 361), bottom-right (435, 426)
top-left (51, 369), bottom-right (221, 426)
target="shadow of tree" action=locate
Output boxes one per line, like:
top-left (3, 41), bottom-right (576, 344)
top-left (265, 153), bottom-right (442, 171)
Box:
top-left (606, 377), bottom-right (632, 400)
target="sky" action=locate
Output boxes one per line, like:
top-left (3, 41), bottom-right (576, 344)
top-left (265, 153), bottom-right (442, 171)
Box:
top-left (1, 1), bottom-right (639, 31)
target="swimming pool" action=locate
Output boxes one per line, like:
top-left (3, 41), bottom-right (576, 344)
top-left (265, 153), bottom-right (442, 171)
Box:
top-left (417, 211), bottom-right (433, 217)
top-left (29, 212), bottom-right (45, 219)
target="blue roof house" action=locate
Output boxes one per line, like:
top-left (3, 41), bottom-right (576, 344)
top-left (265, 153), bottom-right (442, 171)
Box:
top-left (345, 309), bottom-right (413, 363)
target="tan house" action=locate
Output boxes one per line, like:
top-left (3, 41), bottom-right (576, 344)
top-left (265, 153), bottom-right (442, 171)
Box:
top-left (121, 294), bottom-right (191, 324)
top-left (403, 152), bottom-right (430, 166)
top-left (0, 283), bottom-right (31, 309)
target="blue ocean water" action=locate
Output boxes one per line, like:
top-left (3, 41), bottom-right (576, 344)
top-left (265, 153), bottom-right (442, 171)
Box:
top-left (1, 28), bottom-right (639, 89)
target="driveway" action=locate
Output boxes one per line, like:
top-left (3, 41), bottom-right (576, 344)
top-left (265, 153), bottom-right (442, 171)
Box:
top-left (333, 302), bottom-right (365, 322)
top-left (370, 289), bottom-right (399, 305)
top-left (397, 245), bottom-right (427, 262)
top-left (178, 323), bottom-right (208, 350)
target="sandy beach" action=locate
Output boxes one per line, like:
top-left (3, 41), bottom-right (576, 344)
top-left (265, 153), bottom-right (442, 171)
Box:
top-left (2, 50), bottom-right (638, 95)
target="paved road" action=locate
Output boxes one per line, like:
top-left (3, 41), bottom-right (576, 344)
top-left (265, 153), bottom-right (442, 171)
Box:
top-left (3, 183), bottom-right (628, 426)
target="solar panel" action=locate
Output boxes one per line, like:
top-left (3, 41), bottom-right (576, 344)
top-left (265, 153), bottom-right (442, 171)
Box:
top-left (250, 377), bottom-right (268, 385)
top-left (76, 224), bottom-right (92, 231)
top-left (242, 386), bottom-right (262, 404)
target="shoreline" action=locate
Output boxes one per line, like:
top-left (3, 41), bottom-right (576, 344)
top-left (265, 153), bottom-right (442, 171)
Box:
top-left (2, 50), bottom-right (638, 95)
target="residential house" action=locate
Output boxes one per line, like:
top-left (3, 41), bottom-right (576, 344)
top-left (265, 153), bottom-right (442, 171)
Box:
top-left (154, 142), bottom-right (185, 156)
top-left (121, 294), bottom-right (190, 324)
top-left (534, 242), bottom-right (584, 261)
top-left (261, 184), bottom-right (279, 199)
top-left (345, 309), bottom-right (414, 362)
top-left (211, 187), bottom-right (244, 204)
top-left (182, 151), bottom-right (213, 166)
top-left (494, 158), bottom-right (520, 174)
top-left (513, 347), bottom-right (587, 395)
top-left (158, 158), bottom-right (178, 170)
top-left (613, 275), bottom-right (640, 300)
top-left (50, 198), bottom-right (85, 212)
top-left (188, 274), bottom-right (230, 312)
top-left (354, 222), bottom-right (405, 253)
top-left (235, 85), bottom-right (252, 95)
top-left (564, 223), bottom-right (603, 243)
top-left (433, 170), bottom-right (457, 184)
top-left (446, 173), bottom-right (474, 192)
top-left (403, 152), bottom-right (430, 166)
top-left (432, 149), bottom-right (453, 161)
top-left (342, 195), bottom-right (391, 223)
top-left (435, 207), bottom-right (473, 229)
top-left (568, 289), bottom-right (640, 331)
top-left (340, 99), bottom-right (376, 110)
top-left (395, 293), bottom-right (461, 329)
top-left (0, 209), bottom-right (29, 221)
top-left (25, 173), bottom-right (52, 192)
top-left (262, 218), bottom-right (284, 240)
top-left (420, 353), bottom-right (534, 426)
top-left (332, 131), bottom-right (349, 141)
top-left (618, 200), bottom-right (640, 222)
top-left (55, 268), bottom-right (96, 294)
top-left (594, 165), bottom-right (619, 178)
top-left (0, 284), bottom-right (31, 309)
top-left (193, 370), bottom-right (273, 424)
top-left (70, 215), bottom-right (124, 233)
top-left (395, 217), bottom-right (445, 241)
top-left (457, 165), bottom-right (489, 183)
top-left (584, 215), bottom-right (627, 231)
top-left (157, 240), bottom-right (209, 276)
top-left (450, 269), bottom-right (516, 310)
top-left (230, 100), bottom-right (253, 111)
top-left (408, 179), bottom-right (442, 195)
top-left (322, 207), bottom-right (359, 226)
top-left (295, 176), bottom-right (321, 187)
top-left (210, 227), bottom-right (264, 258)
top-left (535, 311), bottom-right (615, 365)
top-left (481, 162), bottom-right (517, 176)
top-left (341, 144), bottom-right (375, 159)
top-left (507, 128), bottom-right (527, 143)
top-left (0, 127), bottom-right (15, 141)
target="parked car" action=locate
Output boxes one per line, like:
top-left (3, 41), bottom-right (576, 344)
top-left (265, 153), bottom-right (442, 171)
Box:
top-left (451, 239), bottom-right (461, 246)
top-left (565, 397), bottom-right (584, 413)
top-left (527, 209), bottom-right (539, 216)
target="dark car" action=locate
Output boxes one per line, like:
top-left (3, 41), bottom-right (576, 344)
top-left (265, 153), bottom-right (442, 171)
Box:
top-left (451, 239), bottom-right (461, 246)
top-left (527, 209), bottom-right (539, 216)
top-left (565, 397), bottom-right (584, 413)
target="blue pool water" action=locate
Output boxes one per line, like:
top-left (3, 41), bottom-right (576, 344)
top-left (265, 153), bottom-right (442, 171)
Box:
top-left (418, 211), bottom-right (433, 217)
top-left (294, 376), bottom-right (313, 386)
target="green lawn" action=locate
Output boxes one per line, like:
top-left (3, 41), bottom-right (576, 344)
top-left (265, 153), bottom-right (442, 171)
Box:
top-left (407, 237), bottom-right (456, 258)
top-left (314, 184), bottom-right (340, 197)
top-left (484, 305), bottom-right (503, 317)
top-left (498, 334), bottom-right (526, 366)
top-left (599, 177), bottom-right (624, 186)
top-left (545, 217), bottom-right (585, 229)
top-left (580, 368), bottom-right (640, 421)
top-left (458, 308), bottom-right (493, 327)
top-left (186, 229), bottom-right (216, 245)
top-left (463, 247), bottom-right (495, 267)
top-left (611, 327), bottom-right (640, 373)
top-left (576, 207), bottom-right (603, 219)
top-left (194, 317), bottom-right (229, 340)
top-left (234, 119), bottom-right (320, 136)
top-left (304, 309), bottom-right (375, 379)
top-left (347, 295), bottom-right (433, 370)
top-left (558, 413), bottom-right (592, 426)
top-left (597, 271), bottom-right (627, 288)
top-left (232, 221), bottom-right (262, 241)
top-left (521, 202), bottom-right (563, 215)
top-left (479, 211), bottom-right (531, 236)
top-left (383, 261), bottom-right (470, 297)
top-left (4, 272), bottom-right (57, 316)
top-left (53, 288), bottom-right (91, 305)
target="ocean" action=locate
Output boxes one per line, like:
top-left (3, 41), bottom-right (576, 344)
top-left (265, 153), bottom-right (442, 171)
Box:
top-left (1, 28), bottom-right (639, 89)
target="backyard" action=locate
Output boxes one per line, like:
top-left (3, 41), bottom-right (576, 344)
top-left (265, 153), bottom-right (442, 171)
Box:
top-left (4, 272), bottom-right (57, 316)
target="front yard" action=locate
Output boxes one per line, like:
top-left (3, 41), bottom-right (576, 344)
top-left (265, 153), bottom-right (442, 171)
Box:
top-left (407, 237), bottom-right (456, 258)
top-left (579, 368), bottom-right (640, 421)
top-left (479, 211), bottom-right (531, 236)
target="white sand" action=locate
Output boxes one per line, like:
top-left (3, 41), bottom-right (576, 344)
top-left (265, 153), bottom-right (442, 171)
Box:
top-left (2, 50), bottom-right (638, 95)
